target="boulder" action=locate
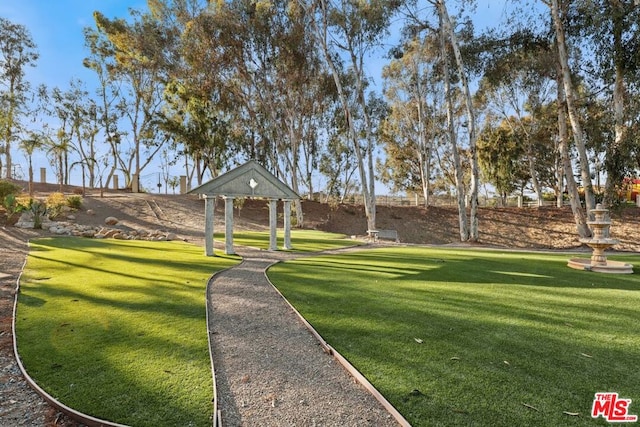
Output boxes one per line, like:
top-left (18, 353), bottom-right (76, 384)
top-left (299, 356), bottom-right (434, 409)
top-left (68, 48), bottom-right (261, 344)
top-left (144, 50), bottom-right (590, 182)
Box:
top-left (104, 216), bottom-right (119, 225)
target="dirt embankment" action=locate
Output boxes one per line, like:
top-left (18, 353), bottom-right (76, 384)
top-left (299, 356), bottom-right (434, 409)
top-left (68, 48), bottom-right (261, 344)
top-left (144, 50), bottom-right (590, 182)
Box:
top-left (3, 183), bottom-right (640, 251)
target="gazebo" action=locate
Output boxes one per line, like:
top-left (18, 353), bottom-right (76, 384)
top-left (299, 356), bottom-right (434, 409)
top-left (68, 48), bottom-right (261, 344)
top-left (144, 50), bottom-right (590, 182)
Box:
top-left (188, 160), bottom-right (299, 256)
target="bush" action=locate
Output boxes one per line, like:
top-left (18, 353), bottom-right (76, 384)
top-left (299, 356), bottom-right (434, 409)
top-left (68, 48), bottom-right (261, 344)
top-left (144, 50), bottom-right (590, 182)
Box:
top-left (29, 200), bottom-right (47, 229)
top-left (66, 195), bottom-right (83, 210)
top-left (10, 193), bottom-right (33, 213)
top-left (0, 180), bottom-right (21, 201)
top-left (45, 192), bottom-right (67, 218)
top-left (5, 195), bottom-right (46, 228)
top-left (3, 194), bottom-right (19, 216)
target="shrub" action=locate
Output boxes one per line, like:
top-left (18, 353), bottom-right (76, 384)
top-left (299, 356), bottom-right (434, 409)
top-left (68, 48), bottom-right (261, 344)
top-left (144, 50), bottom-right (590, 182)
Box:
top-left (29, 200), bottom-right (47, 229)
top-left (4, 194), bottom-right (19, 215)
top-left (4, 194), bottom-right (49, 228)
top-left (0, 180), bottom-right (21, 201)
top-left (45, 192), bottom-right (67, 218)
top-left (13, 193), bottom-right (33, 212)
top-left (66, 195), bottom-right (83, 210)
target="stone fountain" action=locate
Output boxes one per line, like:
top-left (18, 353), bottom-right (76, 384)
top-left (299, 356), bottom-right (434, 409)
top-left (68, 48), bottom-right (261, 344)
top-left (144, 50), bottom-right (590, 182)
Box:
top-left (567, 204), bottom-right (633, 274)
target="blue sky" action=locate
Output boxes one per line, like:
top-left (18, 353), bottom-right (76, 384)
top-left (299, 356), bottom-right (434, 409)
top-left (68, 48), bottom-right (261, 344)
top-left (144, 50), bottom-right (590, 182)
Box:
top-left (0, 0), bottom-right (515, 98)
top-left (0, 1), bottom-right (147, 91)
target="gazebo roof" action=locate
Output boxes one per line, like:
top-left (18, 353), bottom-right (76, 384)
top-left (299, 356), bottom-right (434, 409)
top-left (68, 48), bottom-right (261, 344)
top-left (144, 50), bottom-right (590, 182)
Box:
top-left (188, 160), bottom-right (299, 199)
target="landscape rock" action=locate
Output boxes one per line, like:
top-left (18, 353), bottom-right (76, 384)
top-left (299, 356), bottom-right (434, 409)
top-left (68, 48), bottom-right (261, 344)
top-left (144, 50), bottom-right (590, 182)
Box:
top-left (31, 220), bottom-right (180, 242)
top-left (104, 216), bottom-right (119, 225)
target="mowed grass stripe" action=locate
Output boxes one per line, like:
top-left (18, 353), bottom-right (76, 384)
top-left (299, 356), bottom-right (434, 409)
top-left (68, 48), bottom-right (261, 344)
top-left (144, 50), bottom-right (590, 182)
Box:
top-left (267, 247), bottom-right (640, 427)
top-left (16, 237), bottom-right (239, 427)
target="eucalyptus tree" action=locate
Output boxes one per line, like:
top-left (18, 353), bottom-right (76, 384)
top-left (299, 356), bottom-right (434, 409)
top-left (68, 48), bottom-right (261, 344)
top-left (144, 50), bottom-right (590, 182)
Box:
top-left (170, 0), bottom-right (334, 224)
top-left (475, 29), bottom-right (557, 204)
top-left (18, 84), bottom-right (50, 195)
top-left (477, 120), bottom-right (527, 205)
top-left (144, 0), bottom-right (233, 185)
top-left (240, 0), bottom-right (332, 224)
top-left (320, 131), bottom-right (359, 202)
top-left (19, 131), bottom-right (46, 196)
top-left (269, 1), bottom-right (335, 205)
top-left (303, 0), bottom-right (399, 232)
top-left (542, 0), bottom-right (595, 211)
top-left (92, 9), bottom-right (175, 190)
top-left (47, 81), bottom-right (102, 187)
top-left (432, 0), bottom-right (480, 241)
top-left (568, 0), bottom-right (640, 206)
top-left (83, 25), bottom-right (127, 190)
top-left (0, 17), bottom-right (39, 179)
top-left (380, 33), bottom-right (445, 205)
top-left (392, 0), bottom-right (480, 240)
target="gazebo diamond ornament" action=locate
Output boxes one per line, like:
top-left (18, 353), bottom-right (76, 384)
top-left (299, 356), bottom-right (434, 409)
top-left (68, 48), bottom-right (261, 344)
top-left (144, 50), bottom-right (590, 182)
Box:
top-left (249, 178), bottom-right (258, 189)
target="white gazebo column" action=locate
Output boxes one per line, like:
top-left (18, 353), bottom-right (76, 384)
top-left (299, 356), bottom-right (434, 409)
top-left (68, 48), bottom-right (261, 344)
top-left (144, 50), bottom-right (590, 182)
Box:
top-left (204, 195), bottom-right (215, 256)
top-left (224, 196), bottom-right (235, 255)
top-left (283, 200), bottom-right (292, 250)
top-left (269, 199), bottom-right (278, 251)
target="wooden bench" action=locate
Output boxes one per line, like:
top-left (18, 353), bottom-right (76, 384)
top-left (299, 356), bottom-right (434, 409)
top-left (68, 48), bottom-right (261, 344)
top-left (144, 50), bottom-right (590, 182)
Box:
top-left (367, 229), bottom-right (399, 243)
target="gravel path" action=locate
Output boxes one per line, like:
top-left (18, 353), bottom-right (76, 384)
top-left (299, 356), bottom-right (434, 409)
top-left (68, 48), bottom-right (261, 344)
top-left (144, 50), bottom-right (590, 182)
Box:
top-left (2, 227), bottom-right (401, 426)
top-left (208, 247), bottom-right (400, 426)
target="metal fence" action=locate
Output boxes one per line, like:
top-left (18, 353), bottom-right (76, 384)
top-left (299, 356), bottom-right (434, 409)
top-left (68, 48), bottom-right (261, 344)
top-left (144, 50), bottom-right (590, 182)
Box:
top-left (322, 194), bottom-right (568, 208)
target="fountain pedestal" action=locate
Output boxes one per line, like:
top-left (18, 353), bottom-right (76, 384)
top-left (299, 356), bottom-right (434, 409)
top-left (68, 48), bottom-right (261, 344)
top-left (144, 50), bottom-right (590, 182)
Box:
top-left (567, 204), bottom-right (633, 274)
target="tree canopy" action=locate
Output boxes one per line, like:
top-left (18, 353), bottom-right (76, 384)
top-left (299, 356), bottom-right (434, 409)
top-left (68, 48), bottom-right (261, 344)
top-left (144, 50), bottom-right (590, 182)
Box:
top-left (3, 0), bottom-right (640, 239)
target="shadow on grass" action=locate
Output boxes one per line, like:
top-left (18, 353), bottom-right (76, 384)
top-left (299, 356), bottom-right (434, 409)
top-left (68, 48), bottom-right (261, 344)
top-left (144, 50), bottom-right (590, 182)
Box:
top-left (285, 248), bottom-right (640, 291)
top-left (268, 247), bottom-right (640, 427)
top-left (16, 237), bottom-right (238, 427)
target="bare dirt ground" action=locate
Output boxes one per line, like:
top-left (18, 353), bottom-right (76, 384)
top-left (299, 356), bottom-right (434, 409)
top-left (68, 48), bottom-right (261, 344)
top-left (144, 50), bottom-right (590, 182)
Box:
top-left (1, 181), bottom-right (639, 426)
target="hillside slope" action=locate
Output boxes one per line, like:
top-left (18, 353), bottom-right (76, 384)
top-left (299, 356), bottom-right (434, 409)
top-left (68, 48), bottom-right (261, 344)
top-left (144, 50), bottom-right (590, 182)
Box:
top-left (5, 187), bottom-right (633, 251)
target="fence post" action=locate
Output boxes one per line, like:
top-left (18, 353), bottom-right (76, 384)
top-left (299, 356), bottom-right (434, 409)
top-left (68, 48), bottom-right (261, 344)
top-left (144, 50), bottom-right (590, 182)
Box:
top-left (132, 174), bottom-right (139, 193)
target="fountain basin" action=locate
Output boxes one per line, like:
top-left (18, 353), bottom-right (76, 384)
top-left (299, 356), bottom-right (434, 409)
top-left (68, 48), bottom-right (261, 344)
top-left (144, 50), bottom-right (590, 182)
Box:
top-left (567, 257), bottom-right (634, 274)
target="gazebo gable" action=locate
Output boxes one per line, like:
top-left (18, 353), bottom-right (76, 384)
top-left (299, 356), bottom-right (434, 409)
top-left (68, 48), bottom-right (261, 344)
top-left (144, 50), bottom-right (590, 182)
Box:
top-left (189, 160), bottom-right (298, 200)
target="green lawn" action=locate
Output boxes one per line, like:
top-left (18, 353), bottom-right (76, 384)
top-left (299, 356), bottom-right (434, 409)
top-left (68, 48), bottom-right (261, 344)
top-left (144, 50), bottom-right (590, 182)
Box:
top-left (214, 229), bottom-right (360, 252)
top-left (15, 237), bottom-right (239, 427)
top-left (267, 247), bottom-right (640, 426)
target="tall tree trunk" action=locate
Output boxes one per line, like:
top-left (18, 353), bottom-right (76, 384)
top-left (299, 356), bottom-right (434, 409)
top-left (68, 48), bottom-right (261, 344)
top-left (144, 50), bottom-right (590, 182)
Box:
top-left (603, 1), bottom-right (626, 207)
top-left (417, 96), bottom-right (431, 206)
top-left (557, 61), bottom-right (591, 238)
top-left (527, 154), bottom-right (543, 205)
top-left (312, 0), bottom-right (375, 232)
top-left (438, 0), bottom-right (479, 240)
top-left (347, 46), bottom-right (377, 232)
top-left (4, 135), bottom-right (12, 179)
top-left (27, 156), bottom-right (33, 196)
top-left (550, 0), bottom-right (595, 212)
top-left (439, 5), bottom-right (468, 241)
top-left (556, 143), bottom-right (564, 208)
